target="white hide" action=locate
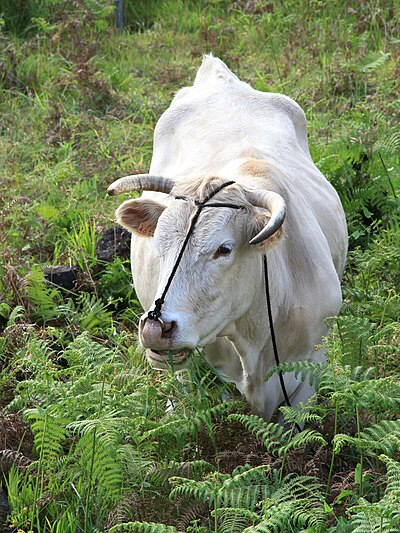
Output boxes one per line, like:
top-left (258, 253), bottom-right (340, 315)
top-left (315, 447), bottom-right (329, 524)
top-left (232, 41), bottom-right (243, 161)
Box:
top-left (127, 56), bottom-right (348, 420)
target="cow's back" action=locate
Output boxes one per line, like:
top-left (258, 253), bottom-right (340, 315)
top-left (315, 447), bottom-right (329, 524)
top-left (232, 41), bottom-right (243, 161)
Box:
top-left (149, 55), bottom-right (347, 278)
top-left (151, 57), bottom-right (310, 177)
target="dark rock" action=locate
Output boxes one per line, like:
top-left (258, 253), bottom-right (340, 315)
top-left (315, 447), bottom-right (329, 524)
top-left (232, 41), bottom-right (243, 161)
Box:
top-left (43, 265), bottom-right (80, 291)
top-left (96, 226), bottom-right (131, 262)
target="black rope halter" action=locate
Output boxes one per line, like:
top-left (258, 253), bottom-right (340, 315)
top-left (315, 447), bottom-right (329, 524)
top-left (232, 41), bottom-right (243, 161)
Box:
top-left (145, 180), bottom-right (294, 413)
top-left (147, 180), bottom-right (241, 321)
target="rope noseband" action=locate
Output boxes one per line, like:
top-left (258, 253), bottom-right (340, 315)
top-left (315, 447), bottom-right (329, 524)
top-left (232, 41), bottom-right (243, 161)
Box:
top-left (145, 180), bottom-right (293, 412)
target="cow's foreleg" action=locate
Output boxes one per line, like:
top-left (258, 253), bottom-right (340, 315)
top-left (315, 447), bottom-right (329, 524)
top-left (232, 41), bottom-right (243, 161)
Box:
top-left (203, 338), bottom-right (244, 392)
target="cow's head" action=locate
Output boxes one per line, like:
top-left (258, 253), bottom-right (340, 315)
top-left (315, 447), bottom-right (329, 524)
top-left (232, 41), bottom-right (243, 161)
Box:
top-left (108, 174), bottom-right (286, 368)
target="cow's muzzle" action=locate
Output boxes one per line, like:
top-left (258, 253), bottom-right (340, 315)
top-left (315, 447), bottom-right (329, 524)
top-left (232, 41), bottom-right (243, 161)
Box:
top-left (140, 316), bottom-right (177, 350)
top-left (140, 317), bottom-right (191, 369)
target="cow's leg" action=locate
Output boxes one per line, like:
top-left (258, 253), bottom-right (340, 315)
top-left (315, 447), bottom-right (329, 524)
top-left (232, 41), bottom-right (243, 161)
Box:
top-left (255, 373), bottom-right (284, 420)
top-left (287, 376), bottom-right (316, 409)
top-left (244, 347), bottom-right (325, 422)
top-left (203, 338), bottom-right (244, 393)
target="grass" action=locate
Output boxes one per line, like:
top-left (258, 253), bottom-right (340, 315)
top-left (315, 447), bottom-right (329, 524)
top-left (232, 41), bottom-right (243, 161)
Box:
top-left (0, 0), bottom-right (399, 531)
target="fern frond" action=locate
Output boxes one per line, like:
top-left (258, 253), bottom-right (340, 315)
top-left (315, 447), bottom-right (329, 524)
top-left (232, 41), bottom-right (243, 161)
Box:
top-left (332, 433), bottom-right (371, 454)
top-left (267, 473), bottom-right (324, 505)
top-left (279, 405), bottom-right (322, 426)
top-left (374, 131), bottom-right (400, 156)
top-left (76, 292), bottom-right (114, 333)
top-left (24, 407), bottom-right (70, 465)
top-left (264, 360), bottom-right (325, 386)
top-left (220, 465), bottom-right (272, 510)
top-left (214, 507), bottom-right (261, 532)
top-left (64, 332), bottom-right (116, 370)
top-left (118, 443), bottom-right (158, 490)
top-left (359, 51), bottom-right (390, 73)
top-left (26, 268), bottom-right (63, 322)
top-left (278, 429), bottom-right (327, 457)
top-left (189, 400), bottom-right (241, 435)
top-left (333, 420), bottom-right (400, 457)
top-left (180, 460), bottom-right (216, 481)
top-left (68, 410), bottom-right (127, 440)
top-left (142, 418), bottom-right (191, 441)
top-left (109, 521), bottom-right (179, 532)
top-left (331, 377), bottom-right (400, 411)
top-left (379, 455), bottom-right (400, 493)
top-left (144, 460), bottom-right (215, 490)
top-left (362, 420), bottom-right (400, 456)
top-left (145, 461), bottom-right (184, 488)
top-left (228, 414), bottom-right (287, 454)
top-left (247, 474), bottom-right (326, 532)
top-left (169, 474), bottom-right (223, 507)
top-left (347, 456), bottom-right (400, 531)
top-left (76, 432), bottom-right (122, 502)
top-left (350, 365), bottom-right (377, 382)
top-left (7, 305), bottom-right (26, 325)
top-left (229, 418), bottom-right (326, 462)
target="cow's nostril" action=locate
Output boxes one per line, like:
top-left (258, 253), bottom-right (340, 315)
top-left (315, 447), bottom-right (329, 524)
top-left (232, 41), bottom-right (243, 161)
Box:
top-left (162, 321), bottom-right (176, 339)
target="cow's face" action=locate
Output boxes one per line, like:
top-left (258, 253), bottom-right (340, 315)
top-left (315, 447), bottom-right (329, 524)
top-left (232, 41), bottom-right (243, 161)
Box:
top-left (116, 181), bottom-right (284, 368)
top-left (149, 200), bottom-right (260, 349)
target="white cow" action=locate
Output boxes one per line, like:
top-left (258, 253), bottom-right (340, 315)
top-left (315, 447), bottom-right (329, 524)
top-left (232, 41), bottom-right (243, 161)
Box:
top-left (108, 56), bottom-right (348, 420)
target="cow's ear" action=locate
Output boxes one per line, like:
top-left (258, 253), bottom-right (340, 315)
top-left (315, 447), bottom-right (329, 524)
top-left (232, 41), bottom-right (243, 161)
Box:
top-left (250, 211), bottom-right (284, 249)
top-left (116, 198), bottom-right (166, 237)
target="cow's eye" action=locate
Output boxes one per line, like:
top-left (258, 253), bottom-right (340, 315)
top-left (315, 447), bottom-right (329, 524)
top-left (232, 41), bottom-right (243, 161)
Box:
top-left (213, 244), bottom-right (232, 259)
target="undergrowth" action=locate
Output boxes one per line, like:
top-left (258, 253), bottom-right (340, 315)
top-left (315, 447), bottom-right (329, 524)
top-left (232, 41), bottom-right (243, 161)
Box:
top-left (0, 0), bottom-right (399, 531)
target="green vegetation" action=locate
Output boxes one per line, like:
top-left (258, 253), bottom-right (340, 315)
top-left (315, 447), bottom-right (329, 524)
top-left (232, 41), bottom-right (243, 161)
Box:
top-left (0, 1), bottom-right (399, 531)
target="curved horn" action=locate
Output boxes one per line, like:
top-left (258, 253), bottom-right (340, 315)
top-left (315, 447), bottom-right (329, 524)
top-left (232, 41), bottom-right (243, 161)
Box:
top-left (245, 190), bottom-right (286, 245)
top-left (107, 174), bottom-right (175, 196)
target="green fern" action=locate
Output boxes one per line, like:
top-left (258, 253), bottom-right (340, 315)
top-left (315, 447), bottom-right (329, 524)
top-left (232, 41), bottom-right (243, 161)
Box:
top-left (214, 507), bottom-right (261, 532)
top-left (170, 464), bottom-right (275, 511)
top-left (170, 465), bottom-right (327, 533)
top-left (76, 292), bottom-right (114, 333)
top-left (278, 429), bottom-right (327, 456)
top-left (170, 471), bottom-right (230, 508)
top-left (24, 406), bottom-right (70, 467)
top-left (75, 431), bottom-right (122, 503)
top-left (227, 414), bottom-right (287, 454)
top-left (333, 419), bottom-right (400, 457)
top-left (6, 304), bottom-right (26, 325)
top-left (64, 331), bottom-right (117, 370)
top-left (26, 267), bottom-right (63, 322)
top-left (263, 360), bottom-right (325, 387)
top-left (109, 521), bottom-right (179, 532)
top-left (220, 465), bottom-right (273, 510)
top-left (170, 464), bottom-right (328, 531)
top-left (228, 413), bottom-right (327, 458)
top-left (346, 455), bottom-right (400, 532)
top-left (358, 51), bottom-right (390, 73)
top-left (142, 418), bottom-right (192, 441)
top-left (189, 400), bottom-right (242, 435)
top-left (249, 474), bottom-right (326, 533)
top-left (330, 376), bottom-right (400, 411)
top-left (279, 405), bottom-right (323, 426)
